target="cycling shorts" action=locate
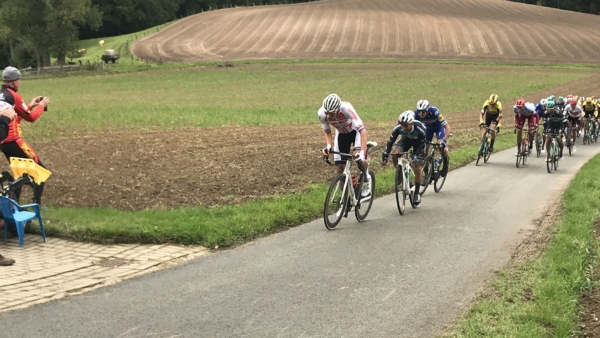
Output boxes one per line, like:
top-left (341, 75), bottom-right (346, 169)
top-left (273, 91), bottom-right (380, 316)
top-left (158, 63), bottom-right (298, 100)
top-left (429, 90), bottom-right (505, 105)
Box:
top-left (333, 130), bottom-right (361, 165)
top-left (515, 114), bottom-right (538, 131)
top-left (425, 124), bottom-right (445, 143)
top-left (393, 137), bottom-right (426, 163)
top-left (485, 113), bottom-right (499, 127)
top-left (567, 115), bottom-right (581, 127)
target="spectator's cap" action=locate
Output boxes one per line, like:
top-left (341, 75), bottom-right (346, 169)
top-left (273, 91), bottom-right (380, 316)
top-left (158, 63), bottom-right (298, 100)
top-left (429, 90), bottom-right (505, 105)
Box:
top-left (2, 66), bottom-right (21, 81)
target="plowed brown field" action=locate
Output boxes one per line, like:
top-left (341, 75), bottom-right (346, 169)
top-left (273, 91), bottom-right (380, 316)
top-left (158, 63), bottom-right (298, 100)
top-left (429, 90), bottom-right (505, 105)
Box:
top-left (34, 76), bottom-right (600, 211)
top-left (133, 0), bottom-right (600, 64)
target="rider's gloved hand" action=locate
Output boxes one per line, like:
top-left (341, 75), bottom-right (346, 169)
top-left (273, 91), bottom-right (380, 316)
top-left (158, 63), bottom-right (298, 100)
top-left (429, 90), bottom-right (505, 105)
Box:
top-left (440, 139), bottom-right (447, 148)
top-left (355, 150), bottom-right (365, 162)
top-left (479, 122), bottom-right (484, 127)
top-left (381, 152), bottom-right (389, 165)
top-left (322, 144), bottom-right (332, 155)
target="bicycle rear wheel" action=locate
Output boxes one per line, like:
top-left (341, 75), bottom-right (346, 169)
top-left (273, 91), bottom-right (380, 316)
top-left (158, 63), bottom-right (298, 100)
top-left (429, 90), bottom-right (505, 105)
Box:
top-left (434, 155), bottom-right (448, 193)
top-left (394, 165), bottom-right (406, 215)
top-left (420, 156), bottom-right (433, 195)
top-left (355, 170), bottom-right (375, 221)
top-left (515, 149), bottom-right (521, 168)
top-left (323, 174), bottom-right (349, 230)
top-left (535, 131), bottom-right (541, 157)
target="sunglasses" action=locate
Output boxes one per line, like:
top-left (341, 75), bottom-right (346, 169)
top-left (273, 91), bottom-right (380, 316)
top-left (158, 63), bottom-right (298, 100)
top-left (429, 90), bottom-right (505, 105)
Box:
top-left (400, 122), bottom-right (411, 127)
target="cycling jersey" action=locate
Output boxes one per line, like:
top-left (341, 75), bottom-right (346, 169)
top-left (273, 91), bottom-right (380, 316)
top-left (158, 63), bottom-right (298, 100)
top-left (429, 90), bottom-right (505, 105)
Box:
top-left (383, 120), bottom-right (427, 155)
top-left (535, 103), bottom-right (546, 118)
top-left (482, 100), bottom-right (502, 115)
top-left (414, 106), bottom-right (447, 129)
top-left (318, 101), bottom-right (365, 134)
top-left (0, 85), bottom-right (44, 144)
top-left (564, 104), bottom-right (583, 118)
top-left (582, 103), bottom-right (596, 117)
top-left (513, 103), bottom-right (536, 117)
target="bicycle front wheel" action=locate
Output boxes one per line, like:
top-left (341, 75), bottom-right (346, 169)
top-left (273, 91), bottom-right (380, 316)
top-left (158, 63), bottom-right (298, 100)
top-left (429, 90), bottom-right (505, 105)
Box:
top-left (553, 145), bottom-right (559, 171)
top-left (355, 170), bottom-right (375, 221)
top-left (323, 174), bottom-right (349, 230)
top-left (420, 156), bottom-right (433, 195)
top-left (546, 147), bottom-right (552, 173)
top-left (434, 155), bottom-right (448, 193)
top-left (394, 165), bottom-right (406, 215)
top-left (535, 131), bottom-right (541, 157)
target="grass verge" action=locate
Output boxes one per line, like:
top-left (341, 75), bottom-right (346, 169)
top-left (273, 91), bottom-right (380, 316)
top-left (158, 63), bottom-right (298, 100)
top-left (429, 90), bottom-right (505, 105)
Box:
top-left (442, 155), bottom-right (600, 337)
top-left (41, 130), bottom-right (516, 248)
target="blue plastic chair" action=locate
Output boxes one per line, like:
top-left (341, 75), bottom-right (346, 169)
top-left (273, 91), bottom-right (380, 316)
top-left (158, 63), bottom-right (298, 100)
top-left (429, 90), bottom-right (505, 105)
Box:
top-left (1, 196), bottom-right (46, 247)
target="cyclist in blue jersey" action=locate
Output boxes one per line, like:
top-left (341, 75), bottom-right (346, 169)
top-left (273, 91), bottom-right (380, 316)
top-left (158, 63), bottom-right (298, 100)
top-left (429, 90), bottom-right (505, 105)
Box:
top-left (381, 110), bottom-right (427, 205)
top-left (413, 99), bottom-right (451, 177)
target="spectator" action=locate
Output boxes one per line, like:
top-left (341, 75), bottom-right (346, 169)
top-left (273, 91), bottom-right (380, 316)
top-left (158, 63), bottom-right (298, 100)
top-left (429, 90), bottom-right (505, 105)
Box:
top-left (0, 107), bottom-right (18, 266)
top-left (0, 66), bottom-right (50, 206)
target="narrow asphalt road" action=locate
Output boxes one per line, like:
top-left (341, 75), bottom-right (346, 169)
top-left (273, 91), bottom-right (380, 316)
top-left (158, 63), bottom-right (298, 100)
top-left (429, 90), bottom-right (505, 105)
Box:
top-left (2, 143), bottom-right (598, 338)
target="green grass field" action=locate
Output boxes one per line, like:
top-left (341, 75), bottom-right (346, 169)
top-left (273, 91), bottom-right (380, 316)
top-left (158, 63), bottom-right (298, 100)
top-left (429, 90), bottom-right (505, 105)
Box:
top-left (18, 63), bottom-right (589, 142)
top-left (444, 154), bottom-right (600, 338)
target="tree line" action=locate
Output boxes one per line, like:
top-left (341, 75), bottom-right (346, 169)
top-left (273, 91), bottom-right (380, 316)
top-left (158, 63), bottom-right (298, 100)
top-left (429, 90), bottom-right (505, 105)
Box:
top-left (0, 0), bottom-right (313, 69)
top-left (508, 0), bottom-right (600, 14)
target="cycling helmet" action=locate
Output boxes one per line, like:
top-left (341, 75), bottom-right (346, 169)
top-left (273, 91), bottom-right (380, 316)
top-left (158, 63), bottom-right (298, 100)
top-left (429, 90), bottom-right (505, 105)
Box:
top-left (567, 94), bottom-right (573, 99)
top-left (586, 97), bottom-right (593, 104)
top-left (1, 66), bottom-right (21, 81)
top-left (548, 95), bottom-right (555, 101)
top-left (570, 98), bottom-right (578, 105)
top-left (515, 99), bottom-right (525, 107)
top-left (416, 99), bottom-right (429, 111)
top-left (489, 94), bottom-right (498, 105)
top-left (540, 98), bottom-right (547, 106)
top-left (579, 96), bottom-right (585, 103)
top-left (322, 94), bottom-right (341, 113)
top-left (398, 110), bottom-right (414, 124)
top-left (558, 96), bottom-right (564, 103)
top-left (546, 101), bottom-right (556, 109)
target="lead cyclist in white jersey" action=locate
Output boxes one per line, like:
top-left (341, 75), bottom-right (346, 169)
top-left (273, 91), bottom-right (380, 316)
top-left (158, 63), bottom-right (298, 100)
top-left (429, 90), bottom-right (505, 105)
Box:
top-left (319, 93), bottom-right (371, 197)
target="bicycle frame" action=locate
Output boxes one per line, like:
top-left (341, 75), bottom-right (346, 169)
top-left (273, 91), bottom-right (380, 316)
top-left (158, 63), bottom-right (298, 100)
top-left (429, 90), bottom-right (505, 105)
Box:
top-left (397, 152), bottom-right (416, 195)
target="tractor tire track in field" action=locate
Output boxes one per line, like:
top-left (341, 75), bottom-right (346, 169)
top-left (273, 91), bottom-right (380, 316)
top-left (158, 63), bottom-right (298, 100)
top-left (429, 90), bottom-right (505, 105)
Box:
top-left (133, 0), bottom-right (600, 64)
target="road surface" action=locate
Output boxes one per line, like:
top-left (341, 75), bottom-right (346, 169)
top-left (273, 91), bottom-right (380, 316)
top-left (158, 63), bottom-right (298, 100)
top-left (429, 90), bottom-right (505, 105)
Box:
top-left (2, 144), bottom-right (598, 338)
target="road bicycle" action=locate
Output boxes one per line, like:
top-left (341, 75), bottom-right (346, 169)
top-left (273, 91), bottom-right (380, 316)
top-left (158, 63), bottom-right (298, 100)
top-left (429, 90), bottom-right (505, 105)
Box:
top-left (394, 151), bottom-right (419, 215)
top-left (515, 127), bottom-right (530, 168)
top-left (476, 125), bottom-right (494, 166)
top-left (545, 131), bottom-right (562, 173)
top-left (322, 141), bottom-right (377, 230)
top-left (421, 141), bottom-right (448, 194)
top-left (583, 117), bottom-right (597, 145)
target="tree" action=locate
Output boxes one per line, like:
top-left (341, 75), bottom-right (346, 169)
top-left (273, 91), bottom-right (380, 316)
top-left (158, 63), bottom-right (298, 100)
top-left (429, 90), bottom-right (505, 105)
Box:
top-left (0, 0), bottom-right (101, 67)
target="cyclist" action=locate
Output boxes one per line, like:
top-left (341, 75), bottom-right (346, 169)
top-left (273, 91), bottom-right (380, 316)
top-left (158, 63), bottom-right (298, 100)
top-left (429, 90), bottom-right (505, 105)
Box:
top-left (513, 99), bottom-right (538, 156)
top-left (479, 93), bottom-right (502, 153)
top-left (564, 97), bottom-right (583, 149)
top-left (0, 66), bottom-right (50, 207)
top-left (536, 98), bottom-right (548, 150)
top-left (582, 97), bottom-right (597, 139)
top-left (381, 110), bottom-right (427, 205)
top-left (319, 93), bottom-right (371, 197)
top-left (414, 99), bottom-right (451, 177)
top-left (544, 101), bottom-right (565, 161)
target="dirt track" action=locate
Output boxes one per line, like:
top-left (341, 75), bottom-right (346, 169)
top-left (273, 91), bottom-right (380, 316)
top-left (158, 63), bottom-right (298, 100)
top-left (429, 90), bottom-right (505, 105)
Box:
top-left (133, 0), bottom-right (600, 64)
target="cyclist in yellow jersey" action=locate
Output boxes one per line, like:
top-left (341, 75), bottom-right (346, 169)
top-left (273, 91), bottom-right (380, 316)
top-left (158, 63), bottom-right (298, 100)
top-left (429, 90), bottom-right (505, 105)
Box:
top-left (479, 94), bottom-right (503, 153)
top-left (582, 97), bottom-right (598, 139)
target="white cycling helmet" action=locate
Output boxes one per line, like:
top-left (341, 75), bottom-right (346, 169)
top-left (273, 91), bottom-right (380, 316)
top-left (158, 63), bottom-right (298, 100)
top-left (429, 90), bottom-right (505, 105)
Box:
top-left (579, 96), bottom-right (585, 103)
top-left (398, 110), bottom-right (414, 124)
top-left (540, 98), bottom-right (547, 106)
top-left (416, 99), bottom-right (429, 111)
top-left (322, 93), bottom-right (341, 113)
